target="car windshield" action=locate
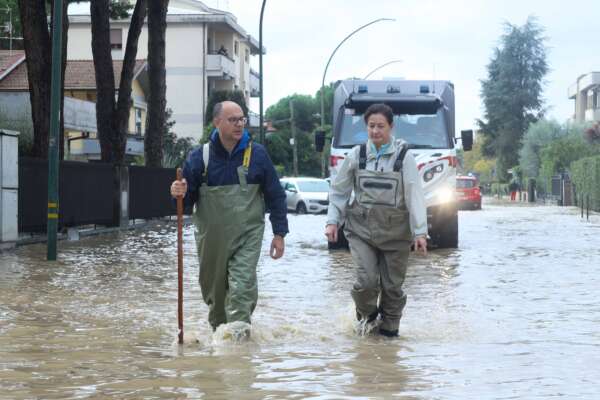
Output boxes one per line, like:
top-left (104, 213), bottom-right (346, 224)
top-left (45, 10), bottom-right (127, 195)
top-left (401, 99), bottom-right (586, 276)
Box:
top-left (456, 179), bottom-right (475, 188)
top-left (335, 108), bottom-right (449, 148)
top-left (296, 180), bottom-right (329, 192)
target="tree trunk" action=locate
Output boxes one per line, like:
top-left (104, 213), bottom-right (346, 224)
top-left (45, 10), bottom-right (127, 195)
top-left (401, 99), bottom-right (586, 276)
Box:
top-left (90, 0), bottom-right (117, 163)
top-left (92, 0), bottom-right (147, 165)
top-left (145, 0), bottom-right (169, 167)
top-left (114, 0), bottom-right (147, 158)
top-left (57, 0), bottom-right (69, 160)
top-left (18, 0), bottom-right (51, 159)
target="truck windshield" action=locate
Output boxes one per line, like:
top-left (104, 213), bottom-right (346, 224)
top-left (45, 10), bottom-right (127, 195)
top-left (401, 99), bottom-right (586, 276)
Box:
top-left (335, 108), bottom-right (450, 148)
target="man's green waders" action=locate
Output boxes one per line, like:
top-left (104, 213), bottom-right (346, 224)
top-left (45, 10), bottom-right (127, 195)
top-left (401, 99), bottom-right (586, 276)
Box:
top-left (193, 143), bottom-right (265, 330)
top-left (344, 145), bottom-right (412, 332)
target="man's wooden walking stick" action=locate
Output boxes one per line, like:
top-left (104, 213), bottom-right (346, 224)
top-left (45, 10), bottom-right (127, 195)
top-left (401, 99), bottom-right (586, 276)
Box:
top-left (176, 168), bottom-right (184, 344)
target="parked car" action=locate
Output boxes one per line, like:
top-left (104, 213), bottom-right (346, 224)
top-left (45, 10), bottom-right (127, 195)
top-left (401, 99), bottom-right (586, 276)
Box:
top-left (456, 175), bottom-right (482, 210)
top-left (280, 177), bottom-right (330, 214)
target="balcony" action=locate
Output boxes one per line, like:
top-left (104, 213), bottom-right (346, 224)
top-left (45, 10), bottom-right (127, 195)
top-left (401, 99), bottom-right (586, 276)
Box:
top-left (206, 54), bottom-right (236, 79)
top-left (585, 108), bottom-right (600, 122)
top-left (69, 136), bottom-right (144, 158)
top-left (569, 72), bottom-right (600, 98)
top-left (249, 68), bottom-right (260, 97)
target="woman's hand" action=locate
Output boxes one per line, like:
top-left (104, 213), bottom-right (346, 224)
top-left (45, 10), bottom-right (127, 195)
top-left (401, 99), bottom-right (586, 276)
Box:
top-left (414, 235), bottom-right (428, 256)
top-left (325, 224), bottom-right (338, 243)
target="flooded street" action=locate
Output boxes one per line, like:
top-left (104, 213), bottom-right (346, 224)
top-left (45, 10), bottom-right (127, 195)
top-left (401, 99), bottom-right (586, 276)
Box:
top-left (1, 200), bottom-right (600, 399)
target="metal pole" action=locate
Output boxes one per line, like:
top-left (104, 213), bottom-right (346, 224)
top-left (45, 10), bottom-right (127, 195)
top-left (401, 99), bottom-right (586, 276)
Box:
top-left (320, 18), bottom-right (395, 131)
top-left (47, 0), bottom-right (64, 261)
top-left (290, 99), bottom-right (298, 176)
top-left (176, 168), bottom-right (184, 344)
top-left (319, 18), bottom-right (395, 177)
top-left (363, 59), bottom-right (403, 80)
top-left (587, 194), bottom-right (590, 221)
top-left (258, 0), bottom-right (266, 144)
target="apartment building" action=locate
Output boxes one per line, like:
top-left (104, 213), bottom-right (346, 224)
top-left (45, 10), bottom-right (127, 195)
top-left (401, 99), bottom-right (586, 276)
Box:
top-left (568, 72), bottom-right (600, 123)
top-left (67, 0), bottom-right (261, 140)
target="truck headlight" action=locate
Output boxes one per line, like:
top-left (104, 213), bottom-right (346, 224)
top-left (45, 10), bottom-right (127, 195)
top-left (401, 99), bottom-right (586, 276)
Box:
top-left (436, 187), bottom-right (455, 203)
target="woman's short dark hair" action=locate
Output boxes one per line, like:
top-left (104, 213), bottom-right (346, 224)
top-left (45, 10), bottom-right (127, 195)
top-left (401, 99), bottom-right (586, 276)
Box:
top-left (363, 103), bottom-right (394, 125)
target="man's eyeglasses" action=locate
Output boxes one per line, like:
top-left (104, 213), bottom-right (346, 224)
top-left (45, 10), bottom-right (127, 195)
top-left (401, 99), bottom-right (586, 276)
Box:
top-left (227, 116), bottom-right (248, 125)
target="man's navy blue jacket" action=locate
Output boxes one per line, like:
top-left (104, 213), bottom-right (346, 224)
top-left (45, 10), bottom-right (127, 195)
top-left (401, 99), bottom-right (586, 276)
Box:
top-left (181, 129), bottom-right (289, 237)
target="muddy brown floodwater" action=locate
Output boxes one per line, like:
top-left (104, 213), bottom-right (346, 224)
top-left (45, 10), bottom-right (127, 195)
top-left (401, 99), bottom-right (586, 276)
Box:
top-left (1, 200), bottom-right (599, 399)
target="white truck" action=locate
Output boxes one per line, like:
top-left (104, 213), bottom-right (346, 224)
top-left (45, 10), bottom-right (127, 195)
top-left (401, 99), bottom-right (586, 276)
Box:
top-left (316, 79), bottom-right (473, 249)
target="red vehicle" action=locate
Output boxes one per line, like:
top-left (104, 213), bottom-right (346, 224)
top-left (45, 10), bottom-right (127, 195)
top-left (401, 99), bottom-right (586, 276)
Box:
top-left (456, 175), bottom-right (482, 210)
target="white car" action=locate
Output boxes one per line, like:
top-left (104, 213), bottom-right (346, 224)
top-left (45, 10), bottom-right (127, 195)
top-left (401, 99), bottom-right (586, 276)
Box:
top-left (280, 177), bottom-right (330, 214)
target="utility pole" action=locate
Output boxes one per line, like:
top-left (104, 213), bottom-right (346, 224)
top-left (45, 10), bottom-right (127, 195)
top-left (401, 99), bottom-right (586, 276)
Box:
top-left (47, 0), bottom-right (64, 261)
top-left (289, 99), bottom-right (298, 177)
top-left (258, 0), bottom-right (267, 144)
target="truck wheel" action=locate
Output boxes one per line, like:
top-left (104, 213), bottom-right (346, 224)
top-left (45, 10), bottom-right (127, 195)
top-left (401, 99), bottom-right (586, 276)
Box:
top-left (296, 202), bottom-right (307, 214)
top-left (328, 225), bottom-right (349, 250)
top-left (434, 209), bottom-right (458, 248)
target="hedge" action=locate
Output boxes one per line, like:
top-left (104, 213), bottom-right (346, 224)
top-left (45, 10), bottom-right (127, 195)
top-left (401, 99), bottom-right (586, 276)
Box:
top-left (571, 155), bottom-right (600, 212)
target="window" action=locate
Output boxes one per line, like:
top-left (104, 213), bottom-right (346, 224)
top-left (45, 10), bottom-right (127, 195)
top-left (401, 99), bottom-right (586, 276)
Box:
top-left (337, 108), bottom-right (450, 149)
top-left (296, 180), bottom-right (330, 193)
top-left (245, 48), bottom-right (249, 63)
top-left (110, 29), bottom-right (122, 50)
top-left (135, 108), bottom-right (142, 135)
top-left (234, 40), bottom-right (239, 56)
top-left (456, 179), bottom-right (475, 189)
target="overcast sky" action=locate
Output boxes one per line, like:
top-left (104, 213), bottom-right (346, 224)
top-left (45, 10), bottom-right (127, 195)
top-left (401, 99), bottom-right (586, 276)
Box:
top-left (204, 0), bottom-right (599, 132)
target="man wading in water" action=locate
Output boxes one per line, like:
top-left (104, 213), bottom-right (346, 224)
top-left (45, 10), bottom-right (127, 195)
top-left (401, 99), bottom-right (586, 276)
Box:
top-left (170, 101), bottom-right (288, 339)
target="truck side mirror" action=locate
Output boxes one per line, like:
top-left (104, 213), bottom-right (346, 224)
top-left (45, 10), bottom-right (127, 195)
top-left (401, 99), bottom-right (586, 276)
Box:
top-left (461, 130), bottom-right (473, 151)
top-left (315, 130), bottom-right (325, 152)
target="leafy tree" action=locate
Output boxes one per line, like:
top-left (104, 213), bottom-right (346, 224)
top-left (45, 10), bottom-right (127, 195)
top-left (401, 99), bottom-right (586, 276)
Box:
top-left (264, 85), bottom-right (334, 177)
top-left (0, 0), bottom-right (23, 50)
top-left (584, 122), bottom-right (600, 144)
top-left (204, 90), bottom-right (248, 126)
top-left (518, 119), bottom-right (564, 179)
top-left (162, 108), bottom-right (195, 168)
top-left (267, 94), bottom-right (317, 132)
top-left (17, 0), bottom-right (69, 159)
top-left (539, 132), bottom-right (597, 185)
top-left (459, 139), bottom-right (496, 184)
top-left (478, 16), bottom-right (548, 181)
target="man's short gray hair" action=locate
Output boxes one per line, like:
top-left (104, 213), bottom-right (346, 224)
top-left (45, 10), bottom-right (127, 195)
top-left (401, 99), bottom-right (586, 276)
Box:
top-left (212, 102), bottom-right (224, 120)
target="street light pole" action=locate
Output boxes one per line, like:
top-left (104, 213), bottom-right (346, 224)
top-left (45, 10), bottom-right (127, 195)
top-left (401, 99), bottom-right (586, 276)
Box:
top-left (363, 59), bottom-right (403, 80)
top-left (258, 0), bottom-right (266, 144)
top-left (47, 0), bottom-right (64, 261)
top-left (318, 17), bottom-right (395, 176)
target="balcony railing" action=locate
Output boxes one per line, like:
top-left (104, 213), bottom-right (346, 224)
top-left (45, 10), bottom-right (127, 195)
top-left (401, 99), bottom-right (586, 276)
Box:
top-left (69, 136), bottom-right (144, 158)
top-left (207, 53), bottom-right (237, 79)
top-left (569, 72), bottom-right (600, 98)
top-left (585, 108), bottom-right (600, 122)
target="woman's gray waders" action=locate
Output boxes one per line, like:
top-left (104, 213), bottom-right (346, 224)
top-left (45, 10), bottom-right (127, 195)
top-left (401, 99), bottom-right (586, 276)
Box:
top-left (193, 143), bottom-right (265, 330)
top-left (344, 147), bottom-right (412, 333)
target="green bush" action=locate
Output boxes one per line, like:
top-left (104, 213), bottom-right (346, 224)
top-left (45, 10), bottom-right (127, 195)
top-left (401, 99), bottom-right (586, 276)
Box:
top-left (491, 182), bottom-right (509, 196)
top-left (571, 155), bottom-right (600, 212)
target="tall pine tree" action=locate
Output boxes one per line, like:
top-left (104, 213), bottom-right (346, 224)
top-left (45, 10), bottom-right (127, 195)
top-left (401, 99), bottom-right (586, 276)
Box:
top-left (478, 16), bottom-right (548, 181)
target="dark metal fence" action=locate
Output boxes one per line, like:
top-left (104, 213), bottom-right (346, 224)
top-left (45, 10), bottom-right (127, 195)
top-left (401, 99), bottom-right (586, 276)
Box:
top-left (129, 165), bottom-right (181, 219)
top-left (18, 159), bottom-right (190, 234)
top-left (19, 158), bottom-right (115, 232)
